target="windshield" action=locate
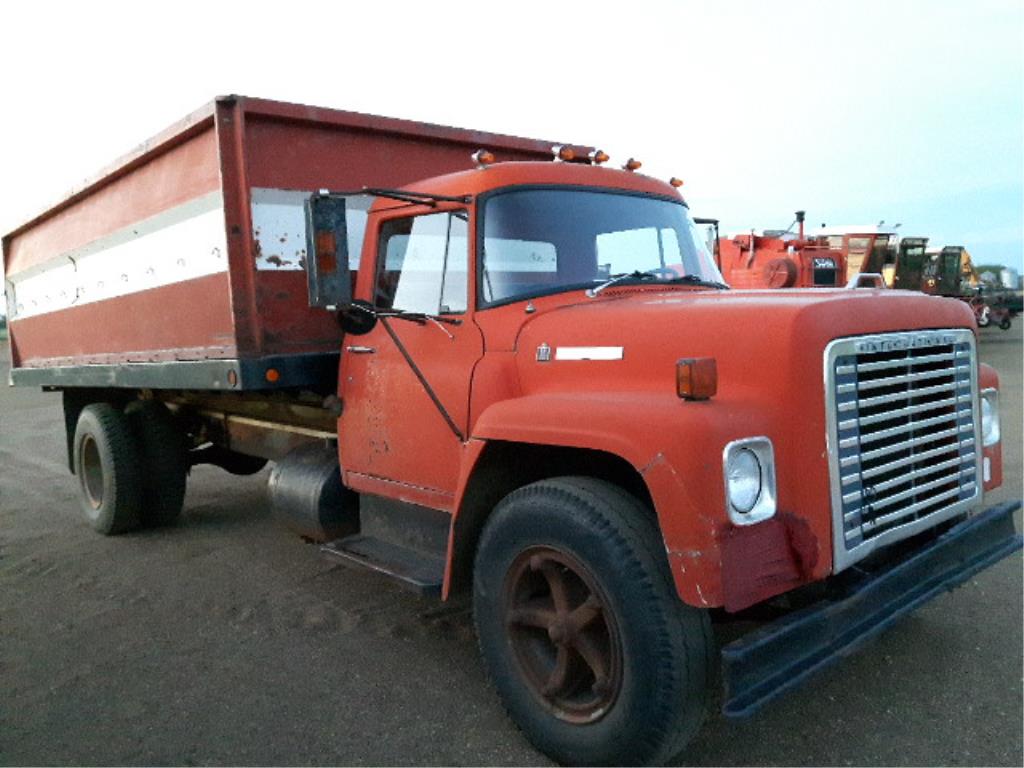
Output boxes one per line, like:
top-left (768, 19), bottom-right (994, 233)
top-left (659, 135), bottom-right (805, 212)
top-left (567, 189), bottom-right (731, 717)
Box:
top-left (479, 188), bottom-right (724, 306)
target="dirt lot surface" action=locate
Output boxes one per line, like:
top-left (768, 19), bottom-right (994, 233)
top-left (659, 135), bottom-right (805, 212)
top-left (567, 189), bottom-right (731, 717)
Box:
top-left (1, 326), bottom-right (1021, 766)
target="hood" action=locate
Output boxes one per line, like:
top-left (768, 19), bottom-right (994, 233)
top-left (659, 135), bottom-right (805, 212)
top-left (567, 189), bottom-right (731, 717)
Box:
top-left (512, 287), bottom-right (976, 399)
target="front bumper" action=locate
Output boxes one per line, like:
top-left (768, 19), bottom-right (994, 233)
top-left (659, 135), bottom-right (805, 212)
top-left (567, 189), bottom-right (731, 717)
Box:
top-left (721, 500), bottom-right (1022, 719)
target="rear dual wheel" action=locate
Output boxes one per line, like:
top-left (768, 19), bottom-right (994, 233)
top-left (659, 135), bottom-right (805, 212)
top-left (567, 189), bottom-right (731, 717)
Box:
top-left (74, 403), bottom-right (143, 535)
top-left (73, 401), bottom-right (188, 534)
top-left (473, 477), bottom-right (713, 766)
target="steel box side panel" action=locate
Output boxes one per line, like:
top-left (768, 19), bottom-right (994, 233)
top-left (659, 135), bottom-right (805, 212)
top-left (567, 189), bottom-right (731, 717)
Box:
top-left (240, 111), bottom-right (565, 356)
top-left (10, 272), bottom-right (236, 367)
top-left (4, 126), bottom-right (232, 372)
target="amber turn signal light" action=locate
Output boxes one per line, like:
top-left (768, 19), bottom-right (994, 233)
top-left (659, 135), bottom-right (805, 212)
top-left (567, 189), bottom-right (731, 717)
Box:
top-left (589, 149), bottom-right (610, 165)
top-left (315, 231), bottom-right (337, 273)
top-left (669, 177), bottom-right (684, 188)
top-left (677, 357), bottom-right (717, 400)
top-left (623, 158), bottom-right (642, 171)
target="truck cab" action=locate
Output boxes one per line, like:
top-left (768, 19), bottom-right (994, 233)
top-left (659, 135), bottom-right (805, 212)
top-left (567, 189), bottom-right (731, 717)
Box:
top-left (891, 236), bottom-right (930, 290)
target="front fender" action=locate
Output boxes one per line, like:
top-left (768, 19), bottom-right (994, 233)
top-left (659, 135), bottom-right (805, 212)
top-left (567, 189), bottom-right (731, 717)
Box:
top-left (469, 392), bottom-right (819, 608)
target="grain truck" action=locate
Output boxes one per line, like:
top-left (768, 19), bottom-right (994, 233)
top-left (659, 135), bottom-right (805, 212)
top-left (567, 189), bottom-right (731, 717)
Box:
top-left (3, 96), bottom-right (1020, 766)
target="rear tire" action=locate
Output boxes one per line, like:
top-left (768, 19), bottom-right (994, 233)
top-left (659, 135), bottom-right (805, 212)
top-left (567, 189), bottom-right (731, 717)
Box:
top-left (473, 477), bottom-right (712, 766)
top-left (999, 317), bottom-right (1011, 330)
top-left (73, 403), bottom-right (143, 535)
top-left (126, 400), bottom-right (188, 526)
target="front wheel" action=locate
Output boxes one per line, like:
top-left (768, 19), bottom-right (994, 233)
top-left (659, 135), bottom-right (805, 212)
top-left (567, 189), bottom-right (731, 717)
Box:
top-left (999, 317), bottom-right (1012, 330)
top-left (473, 477), bottom-right (712, 766)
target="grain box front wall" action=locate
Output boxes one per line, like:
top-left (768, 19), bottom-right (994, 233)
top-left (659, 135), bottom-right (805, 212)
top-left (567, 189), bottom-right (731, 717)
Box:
top-left (6, 126), bottom-right (237, 368)
top-left (241, 114), bottom-right (554, 357)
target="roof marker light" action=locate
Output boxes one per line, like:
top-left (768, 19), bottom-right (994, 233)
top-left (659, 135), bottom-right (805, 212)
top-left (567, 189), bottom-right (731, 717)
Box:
top-left (623, 158), bottom-right (642, 172)
top-left (553, 145), bottom-right (576, 162)
top-left (669, 177), bottom-right (684, 188)
top-left (589, 149), bottom-right (609, 165)
top-left (472, 149), bottom-right (495, 168)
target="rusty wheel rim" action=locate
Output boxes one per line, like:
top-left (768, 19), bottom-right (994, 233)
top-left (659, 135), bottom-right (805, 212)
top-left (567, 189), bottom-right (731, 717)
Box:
top-left (80, 434), bottom-right (104, 510)
top-left (503, 546), bottom-right (623, 724)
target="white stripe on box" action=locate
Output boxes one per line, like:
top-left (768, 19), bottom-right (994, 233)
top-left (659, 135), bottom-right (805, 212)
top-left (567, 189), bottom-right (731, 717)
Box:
top-left (250, 188), bottom-right (369, 272)
top-left (8, 191), bottom-right (227, 320)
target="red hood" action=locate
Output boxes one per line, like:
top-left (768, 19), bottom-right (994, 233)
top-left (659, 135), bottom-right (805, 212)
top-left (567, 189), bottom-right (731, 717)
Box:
top-left (512, 288), bottom-right (976, 399)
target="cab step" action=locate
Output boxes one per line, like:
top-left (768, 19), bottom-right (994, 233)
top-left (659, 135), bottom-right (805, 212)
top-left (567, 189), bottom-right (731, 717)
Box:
top-left (321, 534), bottom-right (445, 597)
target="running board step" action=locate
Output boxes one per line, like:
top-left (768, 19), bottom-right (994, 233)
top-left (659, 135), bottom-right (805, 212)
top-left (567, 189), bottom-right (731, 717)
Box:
top-left (321, 535), bottom-right (444, 597)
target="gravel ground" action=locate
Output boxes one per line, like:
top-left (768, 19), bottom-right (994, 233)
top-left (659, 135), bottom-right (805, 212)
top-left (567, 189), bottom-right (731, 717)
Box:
top-left (1, 326), bottom-right (1021, 766)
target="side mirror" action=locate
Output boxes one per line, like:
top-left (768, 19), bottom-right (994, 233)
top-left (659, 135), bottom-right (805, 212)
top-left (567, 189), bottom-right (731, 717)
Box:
top-left (304, 193), bottom-right (352, 309)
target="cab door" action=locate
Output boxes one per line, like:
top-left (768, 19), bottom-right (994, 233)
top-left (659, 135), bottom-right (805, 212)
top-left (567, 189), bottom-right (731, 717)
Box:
top-left (338, 208), bottom-right (482, 502)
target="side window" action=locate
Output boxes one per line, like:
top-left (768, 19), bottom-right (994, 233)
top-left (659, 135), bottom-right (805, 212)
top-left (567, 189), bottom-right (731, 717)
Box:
top-left (377, 211), bottom-right (468, 314)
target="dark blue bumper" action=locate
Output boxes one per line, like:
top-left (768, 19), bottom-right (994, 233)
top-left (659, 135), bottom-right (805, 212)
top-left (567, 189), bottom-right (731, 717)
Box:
top-left (721, 500), bottom-right (1023, 719)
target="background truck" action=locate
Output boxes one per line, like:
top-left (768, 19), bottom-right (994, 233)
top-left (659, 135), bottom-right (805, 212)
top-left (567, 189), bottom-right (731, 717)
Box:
top-left (3, 96), bottom-right (1020, 766)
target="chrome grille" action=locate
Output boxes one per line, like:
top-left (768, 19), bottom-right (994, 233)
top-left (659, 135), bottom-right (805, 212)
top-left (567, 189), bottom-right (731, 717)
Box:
top-left (825, 329), bottom-right (981, 571)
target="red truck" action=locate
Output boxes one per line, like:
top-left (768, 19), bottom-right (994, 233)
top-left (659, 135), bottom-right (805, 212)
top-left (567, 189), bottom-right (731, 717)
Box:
top-left (3, 96), bottom-right (1020, 766)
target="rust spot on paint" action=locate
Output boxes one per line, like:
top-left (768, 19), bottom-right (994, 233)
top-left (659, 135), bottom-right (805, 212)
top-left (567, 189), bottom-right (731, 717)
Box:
top-left (252, 237), bottom-right (263, 259)
top-left (779, 511), bottom-right (819, 578)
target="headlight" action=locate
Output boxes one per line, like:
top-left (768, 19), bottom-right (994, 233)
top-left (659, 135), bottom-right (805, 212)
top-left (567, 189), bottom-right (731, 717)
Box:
top-left (726, 449), bottom-right (761, 513)
top-left (723, 437), bottom-right (777, 525)
top-left (981, 388), bottom-right (1000, 447)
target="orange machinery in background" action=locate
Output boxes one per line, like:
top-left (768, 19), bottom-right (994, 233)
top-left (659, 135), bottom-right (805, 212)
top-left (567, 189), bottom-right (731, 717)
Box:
top-left (717, 211), bottom-right (847, 288)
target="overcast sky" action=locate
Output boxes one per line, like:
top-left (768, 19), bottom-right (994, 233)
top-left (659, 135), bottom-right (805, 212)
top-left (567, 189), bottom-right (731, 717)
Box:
top-left (1, 0), bottom-right (1021, 278)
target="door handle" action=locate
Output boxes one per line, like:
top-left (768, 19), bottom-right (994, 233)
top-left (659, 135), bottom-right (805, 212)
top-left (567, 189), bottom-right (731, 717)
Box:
top-left (345, 345), bottom-right (376, 354)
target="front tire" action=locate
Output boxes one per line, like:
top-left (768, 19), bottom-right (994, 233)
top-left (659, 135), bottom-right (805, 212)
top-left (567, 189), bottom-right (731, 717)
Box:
top-left (473, 477), bottom-right (712, 766)
top-left (73, 403), bottom-right (143, 535)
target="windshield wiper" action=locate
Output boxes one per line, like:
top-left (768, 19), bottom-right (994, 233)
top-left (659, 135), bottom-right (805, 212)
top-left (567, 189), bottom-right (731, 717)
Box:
top-left (586, 270), bottom-right (661, 298)
top-left (586, 270), bottom-right (728, 298)
top-left (666, 274), bottom-right (730, 290)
